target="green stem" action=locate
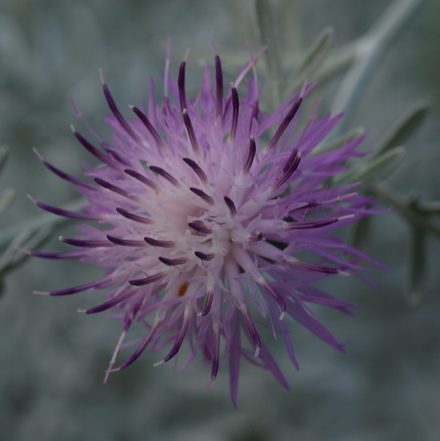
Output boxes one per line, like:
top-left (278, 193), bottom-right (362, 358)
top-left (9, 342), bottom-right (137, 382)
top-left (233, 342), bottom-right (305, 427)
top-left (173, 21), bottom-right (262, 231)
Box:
top-left (373, 182), bottom-right (440, 240)
top-left (331, 0), bottom-right (425, 136)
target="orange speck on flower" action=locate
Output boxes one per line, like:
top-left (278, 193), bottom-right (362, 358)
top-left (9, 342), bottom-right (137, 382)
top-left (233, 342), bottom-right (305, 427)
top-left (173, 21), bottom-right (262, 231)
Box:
top-left (178, 282), bottom-right (188, 297)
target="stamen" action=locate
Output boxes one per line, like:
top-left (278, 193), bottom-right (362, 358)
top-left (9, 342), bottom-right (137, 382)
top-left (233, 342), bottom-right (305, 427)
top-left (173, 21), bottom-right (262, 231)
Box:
top-left (116, 325), bottom-right (158, 370)
top-left (242, 308), bottom-right (261, 357)
top-left (267, 96), bottom-right (303, 151)
top-left (72, 127), bottom-right (120, 169)
top-left (224, 196), bottom-right (236, 216)
top-left (149, 165), bottom-right (179, 187)
top-left (287, 214), bottom-right (354, 230)
top-left (283, 148), bottom-right (301, 174)
top-left (208, 326), bottom-right (220, 385)
top-left (158, 256), bottom-right (188, 266)
top-left (188, 222), bottom-right (212, 235)
top-left (100, 70), bottom-right (139, 142)
top-left (129, 272), bottom-right (164, 286)
top-left (194, 251), bottom-right (215, 261)
top-left (263, 282), bottom-right (286, 320)
top-left (273, 150), bottom-right (301, 191)
top-left (116, 208), bottom-right (152, 224)
top-left (80, 289), bottom-right (135, 314)
top-left (130, 106), bottom-right (165, 149)
top-left (102, 143), bottom-right (131, 166)
top-left (290, 258), bottom-right (344, 275)
top-left (94, 177), bottom-right (138, 201)
top-left (229, 85), bottom-right (239, 141)
top-left (29, 198), bottom-right (102, 221)
top-left (59, 237), bottom-right (114, 247)
top-left (182, 158), bottom-right (207, 183)
top-left (199, 290), bottom-right (214, 316)
top-left (215, 55), bottom-right (223, 120)
top-left (106, 235), bottom-right (146, 247)
top-left (178, 58), bottom-right (187, 111)
top-left (22, 250), bottom-right (85, 259)
top-left (144, 237), bottom-right (175, 248)
top-left (124, 168), bottom-right (158, 191)
top-left (249, 231), bottom-right (263, 242)
top-left (182, 109), bottom-right (200, 154)
top-left (243, 137), bottom-right (256, 174)
top-left (190, 187), bottom-right (214, 205)
top-left (33, 148), bottom-right (96, 190)
top-left (35, 276), bottom-right (113, 296)
top-left (155, 308), bottom-right (191, 365)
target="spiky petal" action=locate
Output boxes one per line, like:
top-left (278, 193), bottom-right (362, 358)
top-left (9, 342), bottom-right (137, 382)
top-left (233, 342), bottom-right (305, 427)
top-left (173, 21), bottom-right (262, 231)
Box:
top-left (32, 46), bottom-right (381, 406)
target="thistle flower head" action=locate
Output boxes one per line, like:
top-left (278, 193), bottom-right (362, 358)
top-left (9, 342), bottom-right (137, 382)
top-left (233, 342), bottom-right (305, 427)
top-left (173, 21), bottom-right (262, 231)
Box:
top-left (32, 46), bottom-right (379, 405)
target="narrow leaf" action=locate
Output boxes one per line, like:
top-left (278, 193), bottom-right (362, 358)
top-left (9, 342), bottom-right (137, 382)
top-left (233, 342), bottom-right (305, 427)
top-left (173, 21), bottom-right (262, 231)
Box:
top-left (311, 127), bottom-right (365, 157)
top-left (406, 225), bottom-right (426, 306)
top-left (348, 215), bottom-right (371, 251)
top-left (0, 146), bottom-right (8, 174)
top-left (254, 0), bottom-right (283, 107)
top-left (0, 189), bottom-right (15, 214)
top-left (343, 146), bottom-right (405, 186)
top-left (372, 102), bottom-right (428, 158)
top-left (284, 27), bottom-right (334, 96)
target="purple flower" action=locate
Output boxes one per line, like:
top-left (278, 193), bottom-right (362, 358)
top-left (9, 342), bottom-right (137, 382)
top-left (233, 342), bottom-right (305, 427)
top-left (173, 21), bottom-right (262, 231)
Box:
top-left (31, 46), bottom-right (379, 406)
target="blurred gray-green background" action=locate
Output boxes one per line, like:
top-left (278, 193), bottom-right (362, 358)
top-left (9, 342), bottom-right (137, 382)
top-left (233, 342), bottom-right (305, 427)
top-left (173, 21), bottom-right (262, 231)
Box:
top-left (1, 0), bottom-right (440, 440)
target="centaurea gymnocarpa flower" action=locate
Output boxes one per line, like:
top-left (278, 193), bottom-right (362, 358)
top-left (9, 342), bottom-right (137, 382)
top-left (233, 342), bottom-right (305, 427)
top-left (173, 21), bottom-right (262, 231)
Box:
top-left (31, 45), bottom-right (380, 406)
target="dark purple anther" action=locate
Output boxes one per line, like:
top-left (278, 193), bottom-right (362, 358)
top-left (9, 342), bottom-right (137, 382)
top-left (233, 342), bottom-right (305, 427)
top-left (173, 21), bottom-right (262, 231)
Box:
top-left (26, 250), bottom-right (86, 259)
top-left (194, 251), bottom-right (215, 261)
top-left (44, 277), bottom-right (113, 296)
top-left (182, 109), bottom-right (200, 154)
top-left (144, 237), bottom-right (175, 248)
top-left (273, 149), bottom-right (301, 191)
top-left (116, 207), bottom-right (152, 224)
top-left (230, 86), bottom-right (239, 141)
top-left (149, 165), bottom-right (179, 186)
top-left (267, 97), bottom-right (302, 151)
top-left (94, 177), bottom-right (138, 200)
top-left (243, 137), bottom-right (256, 174)
top-left (101, 75), bottom-right (139, 142)
top-left (249, 231), bottom-right (263, 242)
top-left (101, 142), bottom-right (131, 167)
top-left (224, 196), bottom-right (236, 216)
top-left (188, 221), bottom-right (212, 235)
top-left (215, 55), bottom-right (223, 120)
top-left (60, 237), bottom-right (114, 247)
top-left (199, 290), bottom-right (214, 316)
top-left (106, 235), bottom-right (146, 247)
top-left (124, 168), bottom-right (158, 191)
top-left (158, 256), bottom-right (188, 266)
top-left (178, 61), bottom-right (187, 111)
top-left (264, 283), bottom-right (286, 319)
top-left (210, 329), bottom-right (220, 382)
top-left (129, 272), bottom-right (164, 286)
top-left (162, 316), bottom-right (190, 363)
top-left (34, 200), bottom-right (102, 220)
top-left (288, 216), bottom-right (350, 230)
top-left (72, 128), bottom-right (120, 170)
top-left (296, 260), bottom-right (340, 274)
top-left (190, 187), bottom-right (214, 205)
top-left (182, 158), bottom-right (207, 183)
top-left (83, 290), bottom-right (135, 314)
top-left (131, 106), bottom-right (165, 149)
top-left (243, 311), bottom-right (261, 357)
top-left (34, 149), bottom-right (96, 190)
